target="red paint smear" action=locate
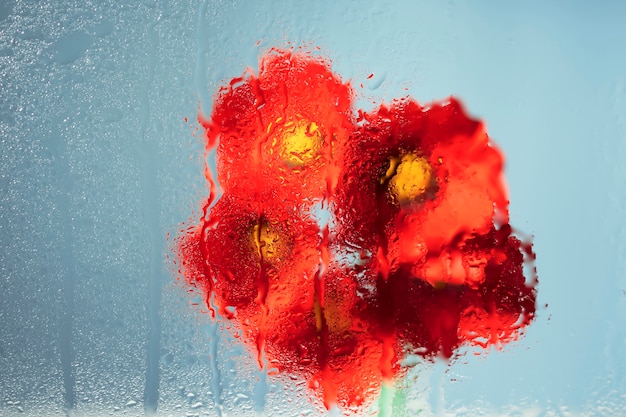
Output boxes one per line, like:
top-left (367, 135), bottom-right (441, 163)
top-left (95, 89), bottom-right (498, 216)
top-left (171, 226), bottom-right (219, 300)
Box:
top-left (175, 48), bottom-right (538, 411)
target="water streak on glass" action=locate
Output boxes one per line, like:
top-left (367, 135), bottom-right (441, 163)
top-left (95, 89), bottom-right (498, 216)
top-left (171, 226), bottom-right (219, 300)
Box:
top-left (138, 21), bottom-right (163, 414)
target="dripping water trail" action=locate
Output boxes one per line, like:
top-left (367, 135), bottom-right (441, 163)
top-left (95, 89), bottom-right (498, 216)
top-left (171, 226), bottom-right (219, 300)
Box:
top-left (206, 293), bottom-right (224, 417)
top-left (139, 142), bottom-right (163, 415)
top-left (317, 133), bottom-right (341, 409)
top-left (194, 2), bottom-right (224, 414)
top-left (248, 68), bottom-right (272, 412)
top-left (138, 21), bottom-right (162, 415)
top-left (373, 180), bottom-right (396, 384)
top-left (60, 261), bottom-right (76, 415)
top-left (193, 0), bottom-right (213, 111)
top-left (48, 126), bottom-right (77, 415)
top-left (252, 214), bottom-right (270, 413)
top-left (253, 367), bottom-right (269, 415)
top-left (376, 271), bottom-right (396, 382)
top-left (315, 219), bottom-right (334, 408)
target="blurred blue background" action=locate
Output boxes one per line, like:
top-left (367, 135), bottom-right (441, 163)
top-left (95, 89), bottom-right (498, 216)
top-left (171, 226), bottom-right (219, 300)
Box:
top-left (1, 1), bottom-right (624, 416)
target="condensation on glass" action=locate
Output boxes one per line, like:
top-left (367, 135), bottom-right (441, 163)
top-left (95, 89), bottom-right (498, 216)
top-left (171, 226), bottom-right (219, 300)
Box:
top-left (0, 1), bottom-right (624, 416)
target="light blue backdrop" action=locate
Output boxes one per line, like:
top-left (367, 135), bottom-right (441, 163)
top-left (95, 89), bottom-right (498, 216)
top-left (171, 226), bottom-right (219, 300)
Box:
top-left (1, 0), bottom-right (624, 416)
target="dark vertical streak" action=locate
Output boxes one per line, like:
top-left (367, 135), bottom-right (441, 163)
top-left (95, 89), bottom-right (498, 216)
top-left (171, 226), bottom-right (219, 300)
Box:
top-left (139, 21), bottom-right (162, 415)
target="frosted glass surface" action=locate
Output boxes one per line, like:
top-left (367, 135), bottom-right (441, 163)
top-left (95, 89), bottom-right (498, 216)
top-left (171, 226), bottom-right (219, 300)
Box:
top-left (1, 1), bottom-right (624, 416)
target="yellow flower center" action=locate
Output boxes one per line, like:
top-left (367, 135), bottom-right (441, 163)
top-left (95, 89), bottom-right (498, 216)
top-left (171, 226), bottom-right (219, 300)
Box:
top-left (252, 221), bottom-right (284, 261)
top-left (388, 153), bottom-right (432, 205)
top-left (278, 120), bottom-right (323, 167)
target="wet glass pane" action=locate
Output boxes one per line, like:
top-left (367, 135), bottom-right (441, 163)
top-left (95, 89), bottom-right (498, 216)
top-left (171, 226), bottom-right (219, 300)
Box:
top-left (1, 1), bottom-right (624, 416)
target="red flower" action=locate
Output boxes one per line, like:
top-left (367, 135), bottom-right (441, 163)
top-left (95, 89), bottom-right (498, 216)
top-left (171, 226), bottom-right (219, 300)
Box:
top-left (200, 49), bottom-right (354, 209)
top-left (337, 98), bottom-right (509, 287)
top-left (176, 48), bottom-right (538, 412)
